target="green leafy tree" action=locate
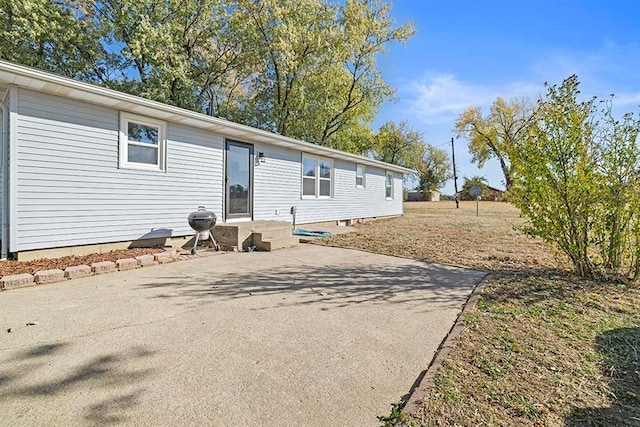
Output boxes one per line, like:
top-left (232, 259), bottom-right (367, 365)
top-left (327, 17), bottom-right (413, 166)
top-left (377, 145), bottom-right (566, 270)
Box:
top-left (508, 75), bottom-right (640, 280)
top-left (454, 97), bottom-right (532, 190)
top-left (417, 145), bottom-right (451, 192)
top-left (234, 0), bottom-right (414, 151)
top-left (371, 121), bottom-right (424, 170)
top-left (95, 0), bottom-right (249, 111)
top-left (0, 0), bottom-right (106, 80)
top-left (1, 0), bottom-right (414, 155)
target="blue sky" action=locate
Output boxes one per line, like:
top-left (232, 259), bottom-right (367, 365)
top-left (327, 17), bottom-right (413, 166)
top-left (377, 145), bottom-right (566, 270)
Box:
top-left (373, 0), bottom-right (640, 194)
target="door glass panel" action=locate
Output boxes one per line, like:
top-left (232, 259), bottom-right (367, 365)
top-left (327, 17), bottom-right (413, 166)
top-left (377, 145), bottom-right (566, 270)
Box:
top-left (227, 144), bottom-right (251, 215)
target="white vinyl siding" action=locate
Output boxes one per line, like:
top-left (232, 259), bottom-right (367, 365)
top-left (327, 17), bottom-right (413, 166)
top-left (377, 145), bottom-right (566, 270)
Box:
top-left (11, 87), bottom-right (404, 252)
top-left (14, 88), bottom-right (223, 252)
top-left (254, 144), bottom-right (403, 224)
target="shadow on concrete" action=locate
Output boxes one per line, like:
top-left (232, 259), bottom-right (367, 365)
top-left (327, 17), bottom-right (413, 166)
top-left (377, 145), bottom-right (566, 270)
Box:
top-left (566, 327), bottom-right (640, 426)
top-left (137, 262), bottom-right (487, 311)
top-left (0, 343), bottom-right (156, 425)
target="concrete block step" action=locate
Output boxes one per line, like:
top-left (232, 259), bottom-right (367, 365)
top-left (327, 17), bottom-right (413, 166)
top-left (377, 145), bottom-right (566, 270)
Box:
top-left (214, 221), bottom-right (292, 249)
top-left (254, 236), bottom-right (299, 251)
top-left (258, 228), bottom-right (294, 241)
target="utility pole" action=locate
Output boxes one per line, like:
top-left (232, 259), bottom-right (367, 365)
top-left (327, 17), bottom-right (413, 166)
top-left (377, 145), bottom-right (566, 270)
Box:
top-left (451, 137), bottom-right (459, 208)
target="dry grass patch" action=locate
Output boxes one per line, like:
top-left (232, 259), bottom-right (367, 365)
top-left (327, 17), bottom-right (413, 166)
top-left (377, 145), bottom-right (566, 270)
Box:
top-left (316, 202), bottom-right (640, 426)
top-left (320, 201), bottom-right (562, 271)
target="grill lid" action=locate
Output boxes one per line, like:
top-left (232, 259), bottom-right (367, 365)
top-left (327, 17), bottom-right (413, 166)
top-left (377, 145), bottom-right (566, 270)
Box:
top-left (188, 206), bottom-right (217, 231)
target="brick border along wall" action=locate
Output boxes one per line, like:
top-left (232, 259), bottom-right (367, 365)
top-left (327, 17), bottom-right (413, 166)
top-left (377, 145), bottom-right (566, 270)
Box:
top-left (0, 249), bottom-right (181, 291)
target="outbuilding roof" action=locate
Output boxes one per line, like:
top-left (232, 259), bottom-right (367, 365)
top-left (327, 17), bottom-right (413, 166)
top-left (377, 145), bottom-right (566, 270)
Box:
top-left (0, 60), bottom-right (415, 174)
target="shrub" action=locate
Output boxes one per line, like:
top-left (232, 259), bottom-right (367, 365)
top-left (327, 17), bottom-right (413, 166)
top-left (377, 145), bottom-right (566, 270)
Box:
top-left (508, 75), bottom-right (640, 280)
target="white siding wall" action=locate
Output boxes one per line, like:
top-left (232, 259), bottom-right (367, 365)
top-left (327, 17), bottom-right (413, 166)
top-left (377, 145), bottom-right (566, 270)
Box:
top-left (253, 143), bottom-right (403, 224)
top-left (15, 88), bottom-right (224, 251)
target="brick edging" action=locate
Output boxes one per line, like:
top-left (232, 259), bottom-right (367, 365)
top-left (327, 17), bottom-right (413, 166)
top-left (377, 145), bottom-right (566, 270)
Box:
top-left (0, 248), bottom-right (190, 291)
top-left (400, 272), bottom-right (491, 417)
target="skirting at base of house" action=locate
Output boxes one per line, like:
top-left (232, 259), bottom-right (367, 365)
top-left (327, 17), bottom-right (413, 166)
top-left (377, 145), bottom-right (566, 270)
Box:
top-left (14, 235), bottom-right (194, 261)
top-left (302, 215), bottom-right (401, 229)
top-left (13, 214), bottom-right (403, 261)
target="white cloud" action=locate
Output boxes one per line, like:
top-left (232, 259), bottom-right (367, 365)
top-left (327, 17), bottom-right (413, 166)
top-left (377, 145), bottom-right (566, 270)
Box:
top-left (401, 73), bottom-right (539, 126)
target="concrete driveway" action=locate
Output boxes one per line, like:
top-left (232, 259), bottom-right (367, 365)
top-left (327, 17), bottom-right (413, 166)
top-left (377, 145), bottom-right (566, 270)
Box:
top-left (0, 245), bottom-right (486, 426)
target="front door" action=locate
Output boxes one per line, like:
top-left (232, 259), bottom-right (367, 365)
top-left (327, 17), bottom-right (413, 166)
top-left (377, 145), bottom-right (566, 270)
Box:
top-left (225, 140), bottom-right (253, 220)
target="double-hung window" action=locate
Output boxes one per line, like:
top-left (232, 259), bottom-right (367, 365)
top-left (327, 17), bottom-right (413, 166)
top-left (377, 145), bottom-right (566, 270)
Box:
top-left (356, 164), bottom-right (365, 188)
top-left (302, 155), bottom-right (332, 198)
top-left (385, 171), bottom-right (394, 199)
top-left (119, 112), bottom-right (166, 171)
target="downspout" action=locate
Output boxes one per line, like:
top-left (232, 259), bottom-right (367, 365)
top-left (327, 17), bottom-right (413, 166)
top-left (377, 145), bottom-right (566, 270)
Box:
top-left (0, 100), bottom-right (8, 259)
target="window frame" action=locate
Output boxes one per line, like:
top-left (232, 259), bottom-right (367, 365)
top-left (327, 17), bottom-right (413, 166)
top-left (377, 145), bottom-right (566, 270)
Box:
top-left (356, 164), bottom-right (365, 188)
top-left (119, 112), bottom-right (167, 171)
top-left (385, 170), bottom-right (394, 200)
top-left (301, 155), bottom-right (333, 199)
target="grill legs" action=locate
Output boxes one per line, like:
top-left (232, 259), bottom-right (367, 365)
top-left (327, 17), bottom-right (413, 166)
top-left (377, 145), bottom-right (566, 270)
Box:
top-left (191, 231), bottom-right (220, 254)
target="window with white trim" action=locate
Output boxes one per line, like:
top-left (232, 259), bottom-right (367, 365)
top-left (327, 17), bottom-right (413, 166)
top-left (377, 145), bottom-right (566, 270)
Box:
top-left (356, 164), bottom-right (365, 188)
top-left (302, 155), bottom-right (333, 198)
top-left (385, 171), bottom-right (394, 199)
top-left (119, 112), bottom-right (166, 171)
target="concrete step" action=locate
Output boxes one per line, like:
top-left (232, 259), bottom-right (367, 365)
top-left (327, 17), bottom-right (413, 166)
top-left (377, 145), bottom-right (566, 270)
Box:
top-left (254, 235), bottom-right (299, 251)
top-left (214, 221), bottom-right (293, 250)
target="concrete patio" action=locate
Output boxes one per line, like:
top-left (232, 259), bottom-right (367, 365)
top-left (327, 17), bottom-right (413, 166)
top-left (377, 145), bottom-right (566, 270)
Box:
top-left (0, 245), bottom-right (486, 426)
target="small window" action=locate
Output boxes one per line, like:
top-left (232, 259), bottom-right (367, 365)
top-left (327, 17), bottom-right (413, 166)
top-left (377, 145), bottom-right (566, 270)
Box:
top-left (119, 112), bottom-right (166, 171)
top-left (385, 171), bottom-right (394, 199)
top-left (356, 164), bottom-right (365, 188)
top-left (301, 155), bottom-right (332, 198)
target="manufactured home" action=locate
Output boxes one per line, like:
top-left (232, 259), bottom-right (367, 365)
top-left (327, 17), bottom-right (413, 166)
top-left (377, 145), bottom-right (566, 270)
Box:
top-left (0, 60), bottom-right (413, 260)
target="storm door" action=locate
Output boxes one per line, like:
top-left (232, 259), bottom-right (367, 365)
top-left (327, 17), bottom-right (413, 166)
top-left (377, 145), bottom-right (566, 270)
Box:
top-left (225, 140), bottom-right (253, 220)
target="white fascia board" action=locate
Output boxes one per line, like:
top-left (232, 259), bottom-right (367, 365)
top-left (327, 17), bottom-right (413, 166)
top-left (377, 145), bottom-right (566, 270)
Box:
top-left (0, 60), bottom-right (415, 175)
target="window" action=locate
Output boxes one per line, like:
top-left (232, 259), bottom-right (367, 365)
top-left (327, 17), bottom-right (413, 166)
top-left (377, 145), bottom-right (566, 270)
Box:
top-left (385, 171), bottom-right (394, 199)
top-left (119, 112), bottom-right (166, 171)
top-left (302, 155), bottom-right (332, 198)
top-left (356, 164), bottom-right (365, 188)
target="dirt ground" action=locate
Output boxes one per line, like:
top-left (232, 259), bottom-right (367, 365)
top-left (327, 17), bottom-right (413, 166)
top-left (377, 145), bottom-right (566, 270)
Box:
top-left (0, 248), bottom-right (165, 277)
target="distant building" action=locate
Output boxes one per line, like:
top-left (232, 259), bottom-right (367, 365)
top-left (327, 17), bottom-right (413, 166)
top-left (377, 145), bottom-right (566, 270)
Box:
top-left (485, 186), bottom-right (507, 202)
top-left (407, 191), bottom-right (440, 202)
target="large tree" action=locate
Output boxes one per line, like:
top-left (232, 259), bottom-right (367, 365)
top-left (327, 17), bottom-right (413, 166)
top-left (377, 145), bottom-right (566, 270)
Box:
top-left (454, 97), bottom-right (532, 190)
top-left (0, 0), bottom-right (413, 155)
top-left (233, 0), bottom-right (413, 150)
top-left (371, 121), bottom-right (424, 170)
top-left (417, 144), bottom-right (451, 192)
top-left (0, 0), bottom-right (106, 80)
top-left (94, 0), bottom-right (249, 112)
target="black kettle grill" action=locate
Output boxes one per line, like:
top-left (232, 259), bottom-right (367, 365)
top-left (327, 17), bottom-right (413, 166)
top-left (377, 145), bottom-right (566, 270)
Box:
top-left (187, 206), bottom-right (220, 254)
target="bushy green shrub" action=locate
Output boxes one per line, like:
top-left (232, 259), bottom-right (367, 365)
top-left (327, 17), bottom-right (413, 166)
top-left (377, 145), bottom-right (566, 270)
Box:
top-left (508, 75), bottom-right (640, 280)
